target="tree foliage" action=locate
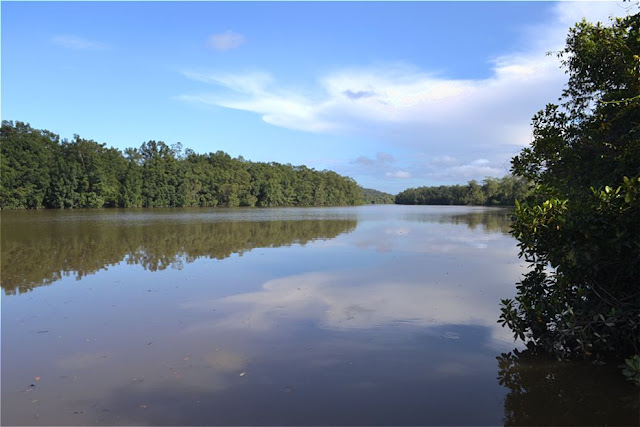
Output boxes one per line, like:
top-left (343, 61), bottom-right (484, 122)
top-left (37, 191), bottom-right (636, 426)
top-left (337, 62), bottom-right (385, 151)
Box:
top-left (395, 175), bottom-right (529, 206)
top-left (361, 187), bottom-right (395, 204)
top-left (500, 13), bottom-right (640, 369)
top-left (0, 122), bottom-right (364, 209)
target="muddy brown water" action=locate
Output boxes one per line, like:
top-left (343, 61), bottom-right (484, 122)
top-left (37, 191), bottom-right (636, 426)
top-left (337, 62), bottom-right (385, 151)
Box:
top-left (2, 206), bottom-right (637, 425)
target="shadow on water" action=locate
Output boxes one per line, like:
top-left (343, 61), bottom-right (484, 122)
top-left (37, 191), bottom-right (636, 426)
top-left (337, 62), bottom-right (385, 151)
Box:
top-left (1, 209), bottom-right (357, 295)
top-left (497, 349), bottom-right (640, 426)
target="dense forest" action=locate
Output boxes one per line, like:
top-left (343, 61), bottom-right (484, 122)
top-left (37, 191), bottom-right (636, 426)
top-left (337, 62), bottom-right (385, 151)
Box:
top-left (1, 121), bottom-right (532, 210)
top-left (361, 187), bottom-right (395, 204)
top-left (0, 121), bottom-right (364, 209)
top-left (395, 175), bottom-right (529, 206)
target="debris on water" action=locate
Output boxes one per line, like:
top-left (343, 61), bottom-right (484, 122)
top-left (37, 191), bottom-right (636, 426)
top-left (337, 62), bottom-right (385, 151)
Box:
top-left (139, 404), bottom-right (147, 409)
top-left (34, 376), bottom-right (41, 382)
top-left (37, 330), bottom-right (49, 334)
top-left (183, 354), bottom-right (190, 361)
top-left (239, 372), bottom-right (246, 377)
top-left (146, 342), bottom-right (153, 345)
top-left (73, 411), bottom-right (85, 414)
top-left (442, 332), bottom-right (461, 340)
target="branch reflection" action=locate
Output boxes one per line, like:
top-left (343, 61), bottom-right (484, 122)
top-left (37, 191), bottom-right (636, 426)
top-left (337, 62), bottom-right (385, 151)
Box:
top-left (497, 349), bottom-right (639, 426)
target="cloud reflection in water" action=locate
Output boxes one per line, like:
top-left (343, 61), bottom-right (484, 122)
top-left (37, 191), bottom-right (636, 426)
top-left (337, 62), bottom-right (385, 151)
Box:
top-left (183, 208), bottom-right (524, 345)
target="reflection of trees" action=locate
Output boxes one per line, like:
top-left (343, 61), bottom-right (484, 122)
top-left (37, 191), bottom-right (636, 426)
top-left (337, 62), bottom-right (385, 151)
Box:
top-left (1, 218), bottom-right (356, 295)
top-left (497, 349), bottom-right (639, 426)
top-left (407, 208), bottom-right (513, 234)
top-left (442, 211), bottom-right (512, 234)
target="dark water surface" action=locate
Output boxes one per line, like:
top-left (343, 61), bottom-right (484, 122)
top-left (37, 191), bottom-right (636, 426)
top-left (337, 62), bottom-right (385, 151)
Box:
top-left (2, 206), bottom-right (637, 426)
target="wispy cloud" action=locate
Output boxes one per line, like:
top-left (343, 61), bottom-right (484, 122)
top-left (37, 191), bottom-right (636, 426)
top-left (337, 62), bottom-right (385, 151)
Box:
top-left (51, 35), bottom-right (110, 50)
top-left (180, 57), bottom-right (555, 140)
top-left (353, 152), bottom-right (394, 167)
top-left (207, 30), bottom-right (246, 51)
top-left (343, 89), bottom-right (376, 100)
top-left (385, 170), bottom-right (411, 179)
top-left (441, 159), bottom-right (503, 181)
top-left (180, 2), bottom-right (632, 187)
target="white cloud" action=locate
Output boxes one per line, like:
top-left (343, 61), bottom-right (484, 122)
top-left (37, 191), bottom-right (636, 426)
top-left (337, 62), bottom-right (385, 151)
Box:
top-left (431, 156), bottom-right (458, 167)
top-left (180, 2), bottom-right (633, 186)
top-left (180, 53), bottom-right (559, 142)
top-left (443, 163), bottom-right (503, 181)
top-left (207, 30), bottom-right (246, 51)
top-left (353, 152), bottom-right (394, 167)
top-left (51, 35), bottom-right (110, 50)
top-left (182, 71), bottom-right (272, 95)
top-left (385, 170), bottom-right (411, 179)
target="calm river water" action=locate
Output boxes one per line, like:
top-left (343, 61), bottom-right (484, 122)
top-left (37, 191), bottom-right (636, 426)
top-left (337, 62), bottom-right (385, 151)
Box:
top-left (2, 206), bottom-right (637, 425)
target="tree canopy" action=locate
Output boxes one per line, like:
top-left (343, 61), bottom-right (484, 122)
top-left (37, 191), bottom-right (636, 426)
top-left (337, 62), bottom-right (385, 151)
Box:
top-left (0, 122), bottom-right (364, 209)
top-left (500, 13), bottom-right (640, 377)
top-left (361, 187), bottom-right (395, 204)
top-left (395, 176), bottom-right (529, 206)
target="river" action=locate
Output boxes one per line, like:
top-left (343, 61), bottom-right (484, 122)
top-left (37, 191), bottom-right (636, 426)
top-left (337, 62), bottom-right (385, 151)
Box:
top-left (1, 206), bottom-right (637, 425)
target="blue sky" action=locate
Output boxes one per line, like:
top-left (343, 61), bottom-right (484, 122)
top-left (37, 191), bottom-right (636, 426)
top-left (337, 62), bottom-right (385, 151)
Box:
top-left (1, 1), bottom-right (633, 193)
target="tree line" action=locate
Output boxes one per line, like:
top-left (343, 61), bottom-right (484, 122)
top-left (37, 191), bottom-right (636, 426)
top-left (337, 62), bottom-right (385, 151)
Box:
top-left (0, 121), bottom-right (364, 209)
top-left (361, 187), bottom-right (395, 204)
top-left (395, 175), bottom-right (529, 206)
top-left (1, 120), bottom-right (532, 210)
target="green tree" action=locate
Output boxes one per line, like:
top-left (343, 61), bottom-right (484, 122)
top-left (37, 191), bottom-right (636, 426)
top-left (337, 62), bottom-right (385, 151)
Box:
top-left (395, 175), bottom-right (527, 206)
top-left (119, 148), bottom-right (143, 207)
top-left (464, 180), bottom-right (487, 205)
top-left (139, 140), bottom-right (179, 207)
top-left (1, 123), bottom-right (365, 210)
top-left (0, 121), bottom-right (56, 208)
top-left (361, 187), bottom-right (394, 204)
top-left (500, 13), bottom-right (640, 371)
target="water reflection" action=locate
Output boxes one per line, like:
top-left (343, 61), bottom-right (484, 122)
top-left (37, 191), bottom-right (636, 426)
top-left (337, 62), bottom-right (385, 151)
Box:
top-left (183, 266), bottom-right (517, 344)
top-left (2, 206), bottom-right (631, 426)
top-left (1, 210), bottom-right (356, 294)
top-left (497, 349), bottom-right (639, 426)
top-left (404, 206), bottom-right (513, 234)
top-left (89, 324), bottom-right (504, 426)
